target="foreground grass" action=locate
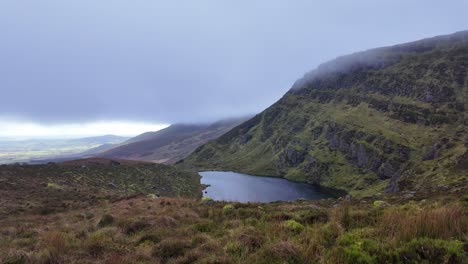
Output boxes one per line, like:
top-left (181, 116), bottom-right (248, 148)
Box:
top-left (1, 189), bottom-right (466, 264)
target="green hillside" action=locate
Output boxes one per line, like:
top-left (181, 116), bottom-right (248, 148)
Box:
top-left (0, 158), bottom-right (201, 218)
top-left (180, 31), bottom-right (468, 197)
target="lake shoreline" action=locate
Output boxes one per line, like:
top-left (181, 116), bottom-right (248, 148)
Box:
top-left (199, 170), bottom-right (346, 199)
top-left (199, 171), bottom-right (343, 203)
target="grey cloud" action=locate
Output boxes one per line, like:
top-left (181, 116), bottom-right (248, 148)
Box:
top-left (0, 0), bottom-right (467, 124)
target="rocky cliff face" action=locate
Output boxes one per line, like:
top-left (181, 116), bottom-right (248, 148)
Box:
top-left (180, 31), bottom-right (468, 196)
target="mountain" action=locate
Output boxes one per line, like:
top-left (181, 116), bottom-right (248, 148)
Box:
top-left (97, 117), bottom-right (249, 164)
top-left (180, 31), bottom-right (468, 197)
top-left (66, 135), bottom-right (129, 145)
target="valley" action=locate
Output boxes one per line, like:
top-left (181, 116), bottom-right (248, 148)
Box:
top-left (0, 136), bottom-right (128, 165)
top-left (0, 169), bottom-right (465, 263)
top-left (0, 30), bottom-right (467, 264)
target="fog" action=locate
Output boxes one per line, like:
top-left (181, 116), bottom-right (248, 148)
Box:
top-left (0, 1), bottom-right (467, 131)
top-left (291, 31), bottom-right (468, 90)
top-left (0, 120), bottom-right (168, 139)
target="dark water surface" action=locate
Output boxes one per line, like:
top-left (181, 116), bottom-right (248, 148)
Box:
top-left (200, 171), bottom-right (333, 203)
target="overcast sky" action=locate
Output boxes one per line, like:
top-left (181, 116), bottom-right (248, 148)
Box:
top-left (0, 1), bottom-right (467, 137)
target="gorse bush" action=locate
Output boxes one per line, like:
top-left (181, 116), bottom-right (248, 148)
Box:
top-left (284, 219), bottom-right (305, 233)
top-left (222, 204), bottom-right (235, 215)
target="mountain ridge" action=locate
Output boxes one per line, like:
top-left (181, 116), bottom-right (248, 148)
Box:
top-left (180, 31), bottom-right (468, 197)
top-left (98, 117), bottom-right (249, 164)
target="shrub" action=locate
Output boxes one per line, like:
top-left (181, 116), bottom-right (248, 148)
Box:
top-left (33, 248), bottom-right (64, 264)
top-left (225, 241), bottom-right (246, 257)
top-left (84, 229), bottom-right (115, 257)
top-left (317, 221), bottom-right (343, 248)
top-left (342, 206), bottom-right (351, 229)
top-left (222, 204), bottom-right (235, 215)
top-left (191, 233), bottom-right (211, 247)
top-left (97, 214), bottom-right (114, 228)
top-left (237, 227), bottom-right (264, 251)
top-left (137, 234), bottom-right (161, 245)
top-left (37, 231), bottom-right (73, 263)
top-left (134, 243), bottom-right (154, 261)
top-left (270, 211), bottom-right (294, 221)
top-left (284, 220), bottom-right (305, 234)
top-left (342, 243), bottom-right (376, 264)
top-left (152, 238), bottom-right (191, 260)
top-left (331, 234), bottom-right (387, 264)
top-left (250, 241), bottom-right (303, 264)
top-left (237, 207), bottom-right (263, 219)
top-left (39, 207), bottom-right (55, 215)
top-left (192, 221), bottom-right (216, 233)
top-left (147, 194), bottom-right (158, 199)
top-left (245, 217), bottom-right (260, 226)
top-left (373, 201), bottom-right (390, 208)
top-left (295, 209), bottom-right (328, 224)
top-left (172, 250), bottom-right (201, 264)
top-left (47, 183), bottom-right (63, 190)
top-left (156, 216), bottom-right (178, 228)
top-left (201, 197), bottom-right (213, 203)
top-left (124, 220), bottom-right (151, 235)
top-left (332, 206), bottom-right (374, 230)
top-left (2, 254), bottom-right (27, 264)
top-left (397, 238), bottom-right (465, 264)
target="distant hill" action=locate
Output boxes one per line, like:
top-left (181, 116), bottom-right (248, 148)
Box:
top-left (97, 117), bottom-right (249, 164)
top-left (66, 135), bottom-right (129, 145)
top-left (0, 135), bottom-right (129, 164)
top-left (181, 31), bottom-right (468, 197)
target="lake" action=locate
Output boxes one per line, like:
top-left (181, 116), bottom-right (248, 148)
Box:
top-left (199, 171), bottom-right (333, 202)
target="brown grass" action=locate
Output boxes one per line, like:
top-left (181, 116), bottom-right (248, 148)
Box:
top-left (0, 194), bottom-right (466, 263)
top-left (377, 205), bottom-right (467, 243)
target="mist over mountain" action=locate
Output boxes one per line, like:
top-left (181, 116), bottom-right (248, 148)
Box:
top-left (181, 31), bottom-right (468, 196)
top-left (97, 117), bottom-right (249, 164)
top-left (1, 1), bottom-right (467, 125)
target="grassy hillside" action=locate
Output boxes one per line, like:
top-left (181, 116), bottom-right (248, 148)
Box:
top-left (0, 158), bottom-right (201, 218)
top-left (180, 31), bottom-right (468, 197)
top-left (99, 118), bottom-right (248, 164)
top-left (0, 185), bottom-right (466, 263)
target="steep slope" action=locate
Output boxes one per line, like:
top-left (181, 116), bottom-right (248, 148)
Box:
top-left (181, 31), bottom-right (468, 196)
top-left (98, 117), bottom-right (248, 164)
